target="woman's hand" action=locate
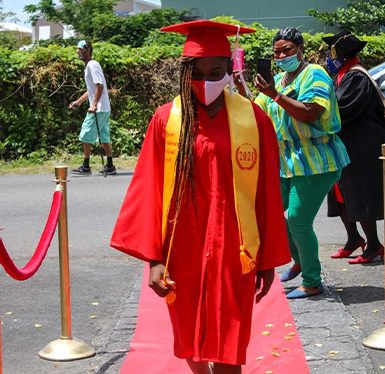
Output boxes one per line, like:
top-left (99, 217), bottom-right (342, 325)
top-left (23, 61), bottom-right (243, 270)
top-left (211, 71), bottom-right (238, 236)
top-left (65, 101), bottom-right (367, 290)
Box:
top-left (255, 72), bottom-right (325, 123)
top-left (149, 261), bottom-right (175, 298)
top-left (255, 268), bottom-right (275, 304)
top-left (233, 70), bottom-right (246, 97)
top-left (254, 73), bottom-right (277, 99)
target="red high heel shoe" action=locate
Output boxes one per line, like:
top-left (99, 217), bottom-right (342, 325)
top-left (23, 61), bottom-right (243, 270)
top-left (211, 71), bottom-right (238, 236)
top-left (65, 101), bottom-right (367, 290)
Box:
top-left (348, 245), bottom-right (384, 264)
top-left (331, 238), bottom-right (366, 259)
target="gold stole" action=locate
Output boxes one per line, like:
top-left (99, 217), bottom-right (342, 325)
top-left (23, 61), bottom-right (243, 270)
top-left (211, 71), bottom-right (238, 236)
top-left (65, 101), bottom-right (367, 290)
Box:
top-left (162, 91), bottom-right (260, 277)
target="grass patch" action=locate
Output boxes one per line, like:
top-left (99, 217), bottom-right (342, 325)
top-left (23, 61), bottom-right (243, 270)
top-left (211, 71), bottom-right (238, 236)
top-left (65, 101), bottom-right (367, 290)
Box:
top-left (0, 153), bottom-right (138, 176)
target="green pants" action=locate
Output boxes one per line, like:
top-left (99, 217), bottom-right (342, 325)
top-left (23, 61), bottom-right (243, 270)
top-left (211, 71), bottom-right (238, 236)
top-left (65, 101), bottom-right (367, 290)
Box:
top-left (281, 170), bottom-right (341, 288)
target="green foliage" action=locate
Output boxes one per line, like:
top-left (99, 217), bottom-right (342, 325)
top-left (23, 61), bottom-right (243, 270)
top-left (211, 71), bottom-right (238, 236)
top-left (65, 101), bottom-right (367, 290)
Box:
top-left (308, 0), bottom-right (385, 35)
top-left (24, 1), bottom-right (192, 47)
top-left (34, 35), bottom-right (78, 48)
top-left (0, 1), bottom-right (18, 23)
top-left (0, 2), bottom-right (29, 49)
top-left (2, 105), bottom-right (39, 157)
top-left (0, 41), bottom-right (181, 160)
top-left (0, 32), bottom-right (27, 50)
top-left (210, 15), bottom-right (248, 26)
top-left (143, 29), bottom-right (186, 47)
top-left (2, 17), bottom-right (385, 161)
top-left (92, 8), bottom-right (193, 47)
top-left (24, 0), bottom-right (116, 38)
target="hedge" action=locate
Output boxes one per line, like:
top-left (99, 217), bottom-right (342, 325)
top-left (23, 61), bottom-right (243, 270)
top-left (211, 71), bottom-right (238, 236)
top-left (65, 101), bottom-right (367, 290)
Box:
top-left (1, 21), bottom-right (385, 160)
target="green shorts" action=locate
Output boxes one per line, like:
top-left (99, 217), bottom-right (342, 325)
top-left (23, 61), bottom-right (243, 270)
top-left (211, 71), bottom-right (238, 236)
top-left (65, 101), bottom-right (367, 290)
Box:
top-left (79, 111), bottom-right (111, 144)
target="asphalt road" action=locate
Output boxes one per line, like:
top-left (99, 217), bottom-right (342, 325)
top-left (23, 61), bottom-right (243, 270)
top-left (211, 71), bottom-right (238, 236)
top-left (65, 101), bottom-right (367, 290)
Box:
top-left (0, 170), bottom-right (142, 374)
top-left (0, 170), bottom-right (384, 373)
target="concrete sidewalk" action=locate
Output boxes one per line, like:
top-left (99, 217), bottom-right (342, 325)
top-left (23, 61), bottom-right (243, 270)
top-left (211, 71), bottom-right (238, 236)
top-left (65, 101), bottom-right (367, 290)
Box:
top-left (280, 254), bottom-right (374, 374)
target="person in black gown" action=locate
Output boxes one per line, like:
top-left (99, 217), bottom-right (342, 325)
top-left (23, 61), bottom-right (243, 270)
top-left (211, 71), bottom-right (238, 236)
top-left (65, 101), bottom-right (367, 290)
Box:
top-left (323, 31), bottom-right (385, 264)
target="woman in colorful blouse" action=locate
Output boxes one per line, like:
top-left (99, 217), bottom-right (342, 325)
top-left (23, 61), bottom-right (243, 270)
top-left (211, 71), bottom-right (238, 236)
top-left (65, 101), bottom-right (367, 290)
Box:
top-left (255, 27), bottom-right (350, 299)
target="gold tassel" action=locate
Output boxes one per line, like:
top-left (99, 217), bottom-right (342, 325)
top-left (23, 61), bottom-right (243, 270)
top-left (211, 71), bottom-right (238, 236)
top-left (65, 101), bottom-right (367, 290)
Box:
top-left (331, 34), bottom-right (352, 59)
top-left (331, 44), bottom-right (337, 59)
top-left (240, 246), bottom-right (256, 275)
top-left (165, 288), bottom-right (176, 305)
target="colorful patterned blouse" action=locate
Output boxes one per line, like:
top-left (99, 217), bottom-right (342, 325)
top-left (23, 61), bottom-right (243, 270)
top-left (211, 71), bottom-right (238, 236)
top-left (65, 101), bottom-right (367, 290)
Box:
top-left (255, 64), bottom-right (350, 178)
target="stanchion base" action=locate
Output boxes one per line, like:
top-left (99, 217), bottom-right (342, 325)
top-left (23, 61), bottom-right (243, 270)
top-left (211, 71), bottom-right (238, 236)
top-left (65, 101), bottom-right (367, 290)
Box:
top-left (39, 337), bottom-right (96, 361)
top-left (363, 327), bottom-right (385, 350)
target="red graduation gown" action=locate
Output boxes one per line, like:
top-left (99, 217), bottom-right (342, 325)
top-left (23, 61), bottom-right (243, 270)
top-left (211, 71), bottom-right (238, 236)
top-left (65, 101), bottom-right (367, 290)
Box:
top-left (111, 97), bottom-right (290, 365)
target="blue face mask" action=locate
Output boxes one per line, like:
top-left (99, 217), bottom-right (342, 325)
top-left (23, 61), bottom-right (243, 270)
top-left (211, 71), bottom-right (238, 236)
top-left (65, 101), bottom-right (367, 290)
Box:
top-left (326, 58), bottom-right (344, 74)
top-left (275, 53), bottom-right (301, 72)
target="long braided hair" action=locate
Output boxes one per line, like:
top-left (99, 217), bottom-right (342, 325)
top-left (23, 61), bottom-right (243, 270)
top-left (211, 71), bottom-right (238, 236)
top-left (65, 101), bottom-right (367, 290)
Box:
top-left (172, 56), bottom-right (197, 221)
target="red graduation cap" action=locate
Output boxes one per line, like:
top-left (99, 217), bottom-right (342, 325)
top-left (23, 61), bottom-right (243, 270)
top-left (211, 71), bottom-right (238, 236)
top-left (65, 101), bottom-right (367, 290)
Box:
top-left (160, 20), bottom-right (256, 58)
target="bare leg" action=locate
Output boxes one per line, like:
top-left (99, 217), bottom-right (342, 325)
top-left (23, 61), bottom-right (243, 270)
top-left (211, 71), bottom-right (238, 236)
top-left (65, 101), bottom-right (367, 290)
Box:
top-left (83, 142), bottom-right (92, 158)
top-left (359, 221), bottom-right (382, 258)
top-left (186, 357), bottom-right (211, 374)
top-left (213, 363), bottom-right (241, 374)
top-left (339, 203), bottom-right (362, 248)
top-left (102, 142), bottom-right (113, 157)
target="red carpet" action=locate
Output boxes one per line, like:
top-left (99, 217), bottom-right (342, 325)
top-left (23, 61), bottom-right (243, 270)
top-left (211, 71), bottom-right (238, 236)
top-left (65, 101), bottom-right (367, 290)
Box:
top-left (120, 266), bottom-right (310, 374)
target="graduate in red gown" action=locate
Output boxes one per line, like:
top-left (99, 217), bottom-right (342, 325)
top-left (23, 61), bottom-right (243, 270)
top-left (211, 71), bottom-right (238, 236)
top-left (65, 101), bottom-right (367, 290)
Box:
top-left (111, 20), bottom-right (290, 374)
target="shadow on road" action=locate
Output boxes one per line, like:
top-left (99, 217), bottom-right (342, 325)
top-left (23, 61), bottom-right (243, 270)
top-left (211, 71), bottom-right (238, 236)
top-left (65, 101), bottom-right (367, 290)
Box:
top-left (69, 171), bottom-right (134, 178)
top-left (329, 285), bottom-right (384, 305)
top-left (96, 352), bottom-right (126, 374)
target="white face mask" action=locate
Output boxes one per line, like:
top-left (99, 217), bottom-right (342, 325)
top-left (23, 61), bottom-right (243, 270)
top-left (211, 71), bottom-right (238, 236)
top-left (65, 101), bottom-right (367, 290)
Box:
top-left (191, 73), bottom-right (230, 106)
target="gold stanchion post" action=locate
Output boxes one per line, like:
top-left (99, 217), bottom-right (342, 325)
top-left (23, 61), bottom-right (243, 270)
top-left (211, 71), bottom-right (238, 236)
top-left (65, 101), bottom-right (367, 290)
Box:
top-left (39, 166), bottom-right (95, 361)
top-left (362, 144), bottom-right (385, 350)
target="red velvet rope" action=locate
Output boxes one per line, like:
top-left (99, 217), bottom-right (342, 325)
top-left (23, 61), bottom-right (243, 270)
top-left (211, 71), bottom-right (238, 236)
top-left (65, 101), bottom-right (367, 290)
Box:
top-left (0, 190), bottom-right (63, 281)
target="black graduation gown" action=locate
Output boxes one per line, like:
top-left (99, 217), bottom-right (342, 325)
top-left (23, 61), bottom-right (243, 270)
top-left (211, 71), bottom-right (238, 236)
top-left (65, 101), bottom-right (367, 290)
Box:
top-left (328, 69), bottom-right (385, 221)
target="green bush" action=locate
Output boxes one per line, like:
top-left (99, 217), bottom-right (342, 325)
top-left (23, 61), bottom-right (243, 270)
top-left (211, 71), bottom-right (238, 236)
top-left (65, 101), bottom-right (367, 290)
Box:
top-left (0, 41), bottom-right (182, 160)
top-left (1, 19), bottom-right (385, 161)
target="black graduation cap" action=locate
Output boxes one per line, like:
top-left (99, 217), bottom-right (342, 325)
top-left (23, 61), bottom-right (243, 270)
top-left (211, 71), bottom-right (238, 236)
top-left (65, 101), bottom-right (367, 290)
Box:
top-left (322, 31), bottom-right (367, 59)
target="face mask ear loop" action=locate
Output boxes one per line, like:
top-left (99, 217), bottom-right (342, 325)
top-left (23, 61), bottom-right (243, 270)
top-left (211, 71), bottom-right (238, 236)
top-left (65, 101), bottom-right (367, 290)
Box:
top-left (231, 25), bottom-right (254, 98)
top-left (298, 46), bottom-right (303, 62)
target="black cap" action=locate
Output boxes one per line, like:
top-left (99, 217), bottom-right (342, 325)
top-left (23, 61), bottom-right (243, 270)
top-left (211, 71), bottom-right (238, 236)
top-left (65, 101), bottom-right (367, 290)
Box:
top-left (322, 31), bottom-right (367, 58)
